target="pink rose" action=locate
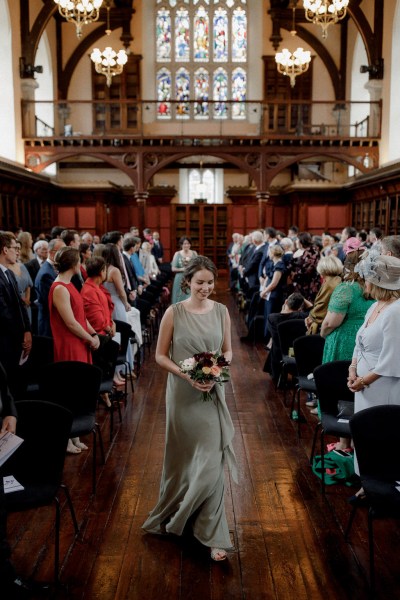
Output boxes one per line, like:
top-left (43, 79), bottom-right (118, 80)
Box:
top-left (210, 366), bottom-right (221, 377)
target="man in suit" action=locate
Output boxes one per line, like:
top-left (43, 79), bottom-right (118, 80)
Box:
top-left (123, 237), bottom-right (152, 323)
top-left (35, 238), bottom-right (65, 337)
top-left (242, 230), bottom-right (265, 293)
top-left (0, 232), bottom-right (32, 400)
top-left (24, 240), bottom-right (49, 334)
top-left (25, 240), bottom-right (48, 283)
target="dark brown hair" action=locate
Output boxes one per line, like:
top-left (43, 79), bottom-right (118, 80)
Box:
top-left (54, 247), bottom-right (80, 273)
top-left (181, 255), bottom-right (218, 293)
top-left (86, 256), bottom-right (106, 278)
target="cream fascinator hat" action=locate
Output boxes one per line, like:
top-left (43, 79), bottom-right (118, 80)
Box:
top-left (355, 248), bottom-right (400, 290)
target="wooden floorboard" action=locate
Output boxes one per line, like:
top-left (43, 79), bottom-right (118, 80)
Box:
top-left (7, 280), bottom-right (400, 599)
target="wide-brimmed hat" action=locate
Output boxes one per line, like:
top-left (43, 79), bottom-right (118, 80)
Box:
top-left (357, 251), bottom-right (400, 290)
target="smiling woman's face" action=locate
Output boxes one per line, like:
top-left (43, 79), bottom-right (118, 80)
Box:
top-left (189, 268), bottom-right (214, 300)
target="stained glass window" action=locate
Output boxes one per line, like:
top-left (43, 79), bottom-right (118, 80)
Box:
top-left (156, 0), bottom-right (247, 120)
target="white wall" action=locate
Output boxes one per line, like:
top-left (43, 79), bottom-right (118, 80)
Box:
top-left (0, 0), bottom-right (16, 161)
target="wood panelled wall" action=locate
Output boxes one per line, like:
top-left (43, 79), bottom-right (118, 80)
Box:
top-left (2, 163), bottom-right (400, 256)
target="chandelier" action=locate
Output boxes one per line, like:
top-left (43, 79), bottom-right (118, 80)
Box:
top-left (54, 0), bottom-right (104, 38)
top-left (275, 48), bottom-right (311, 87)
top-left (90, 47), bottom-right (128, 86)
top-left (90, 2), bottom-right (128, 87)
top-left (275, 7), bottom-right (311, 88)
top-left (303, 0), bottom-right (349, 39)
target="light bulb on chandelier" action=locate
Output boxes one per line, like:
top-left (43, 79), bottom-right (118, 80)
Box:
top-left (54, 0), bottom-right (104, 38)
top-left (303, 0), bottom-right (349, 39)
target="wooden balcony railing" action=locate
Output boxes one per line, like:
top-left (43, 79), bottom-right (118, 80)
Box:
top-left (22, 99), bottom-right (382, 142)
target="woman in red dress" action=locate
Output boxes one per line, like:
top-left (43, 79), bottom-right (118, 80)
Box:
top-left (49, 247), bottom-right (100, 453)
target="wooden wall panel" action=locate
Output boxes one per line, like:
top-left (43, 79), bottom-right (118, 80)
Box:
top-left (327, 204), bottom-right (349, 230)
top-left (57, 206), bottom-right (76, 228)
top-left (78, 206), bottom-right (96, 229)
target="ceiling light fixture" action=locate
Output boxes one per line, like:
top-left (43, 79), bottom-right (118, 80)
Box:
top-left (54, 0), bottom-right (104, 39)
top-left (303, 0), bottom-right (349, 39)
top-left (90, 2), bottom-right (128, 87)
top-left (275, 7), bottom-right (311, 87)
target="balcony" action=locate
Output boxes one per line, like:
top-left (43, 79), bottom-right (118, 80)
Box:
top-left (23, 99), bottom-right (381, 145)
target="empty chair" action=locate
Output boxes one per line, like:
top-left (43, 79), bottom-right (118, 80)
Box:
top-left (312, 360), bottom-right (354, 494)
top-left (346, 405), bottom-right (400, 592)
top-left (276, 319), bottom-right (307, 403)
top-left (39, 361), bottom-right (104, 494)
top-left (114, 319), bottom-right (135, 397)
top-left (292, 334), bottom-right (325, 437)
top-left (21, 335), bottom-right (54, 399)
top-left (4, 400), bottom-right (78, 584)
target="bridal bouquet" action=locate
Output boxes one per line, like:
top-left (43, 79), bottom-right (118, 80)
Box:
top-left (179, 351), bottom-right (231, 401)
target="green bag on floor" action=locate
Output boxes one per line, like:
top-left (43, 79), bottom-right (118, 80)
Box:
top-left (312, 450), bottom-right (356, 486)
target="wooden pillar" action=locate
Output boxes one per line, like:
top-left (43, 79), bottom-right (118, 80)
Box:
top-left (134, 191), bottom-right (148, 235)
top-left (257, 192), bottom-right (269, 229)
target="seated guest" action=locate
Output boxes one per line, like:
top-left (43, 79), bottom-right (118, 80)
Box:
top-left (305, 255), bottom-right (343, 334)
top-left (264, 293), bottom-right (310, 382)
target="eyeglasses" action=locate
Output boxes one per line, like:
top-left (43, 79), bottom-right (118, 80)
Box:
top-left (7, 244), bottom-right (18, 250)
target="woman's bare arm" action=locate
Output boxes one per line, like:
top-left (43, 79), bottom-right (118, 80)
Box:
top-left (320, 310), bottom-right (346, 338)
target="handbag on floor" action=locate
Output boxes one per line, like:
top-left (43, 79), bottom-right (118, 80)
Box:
top-left (311, 450), bottom-right (356, 486)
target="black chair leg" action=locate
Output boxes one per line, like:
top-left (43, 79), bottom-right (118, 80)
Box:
top-left (344, 505), bottom-right (357, 540)
top-left (297, 389), bottom-right (301, 438)
top-left (96, 423), bottom-right (105, 464)
top-left (310, 421), bottom-right (321, 465)
top-left (92, 429), bottom-right (97, 495)
top-left (54, 498), bottom-right (61, 585)
top-left (321, 430), bottom-right (326, 495)
top-left (60, 484), bottom-right (79, 534)
top-left (368, 508), bottom-right (376, 593)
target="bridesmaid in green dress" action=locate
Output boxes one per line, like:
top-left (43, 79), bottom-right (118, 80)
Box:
top-left (142, 256), bottom-right (237, 562)
top-left (170, 237), bottom-right (197, 304)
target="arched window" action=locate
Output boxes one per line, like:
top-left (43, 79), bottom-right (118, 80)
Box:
top-left (156, 0), bottom-right (247, 120)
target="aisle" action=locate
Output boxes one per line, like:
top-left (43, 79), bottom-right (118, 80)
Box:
top-left (8, 281), bottom-right (400, 599)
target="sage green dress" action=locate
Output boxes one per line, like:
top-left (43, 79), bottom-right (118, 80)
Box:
top-left (322, 281), bottom-right (374, 363)
top-left (142, 301), bottom-right (237, 549)
top-left (171, 251), bottom-right (197, 304)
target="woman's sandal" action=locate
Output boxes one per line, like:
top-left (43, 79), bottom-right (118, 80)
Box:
top-left (211, 548), bottom-right (227, 562)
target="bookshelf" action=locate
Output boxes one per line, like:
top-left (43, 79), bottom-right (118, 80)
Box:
top-left (172, 204), bottom-right (228, 270)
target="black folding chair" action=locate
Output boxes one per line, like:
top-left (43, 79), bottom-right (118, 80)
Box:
top-left (276, 319), bottom-right (307, 404)
top-left (292, 334), bottom-right (325, 437)
top-left (39, 362), bottom-right (104, 494)
top-left (4, 400), bottom-right (78, 585)
top-left (312, 360), bottom-right (353, 494)
top-left (345, 405), bottom-right (400, 592)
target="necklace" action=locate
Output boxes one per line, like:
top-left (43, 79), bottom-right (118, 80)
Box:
top-left (367, 299), bottom-right (396, 326)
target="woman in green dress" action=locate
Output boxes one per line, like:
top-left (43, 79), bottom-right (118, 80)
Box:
top-left (320, 243), bottom-right (374, 363)
top-left (142, 256), bottom-right (237, 562)
top-left (170, 237), bottom-right (197, 304)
